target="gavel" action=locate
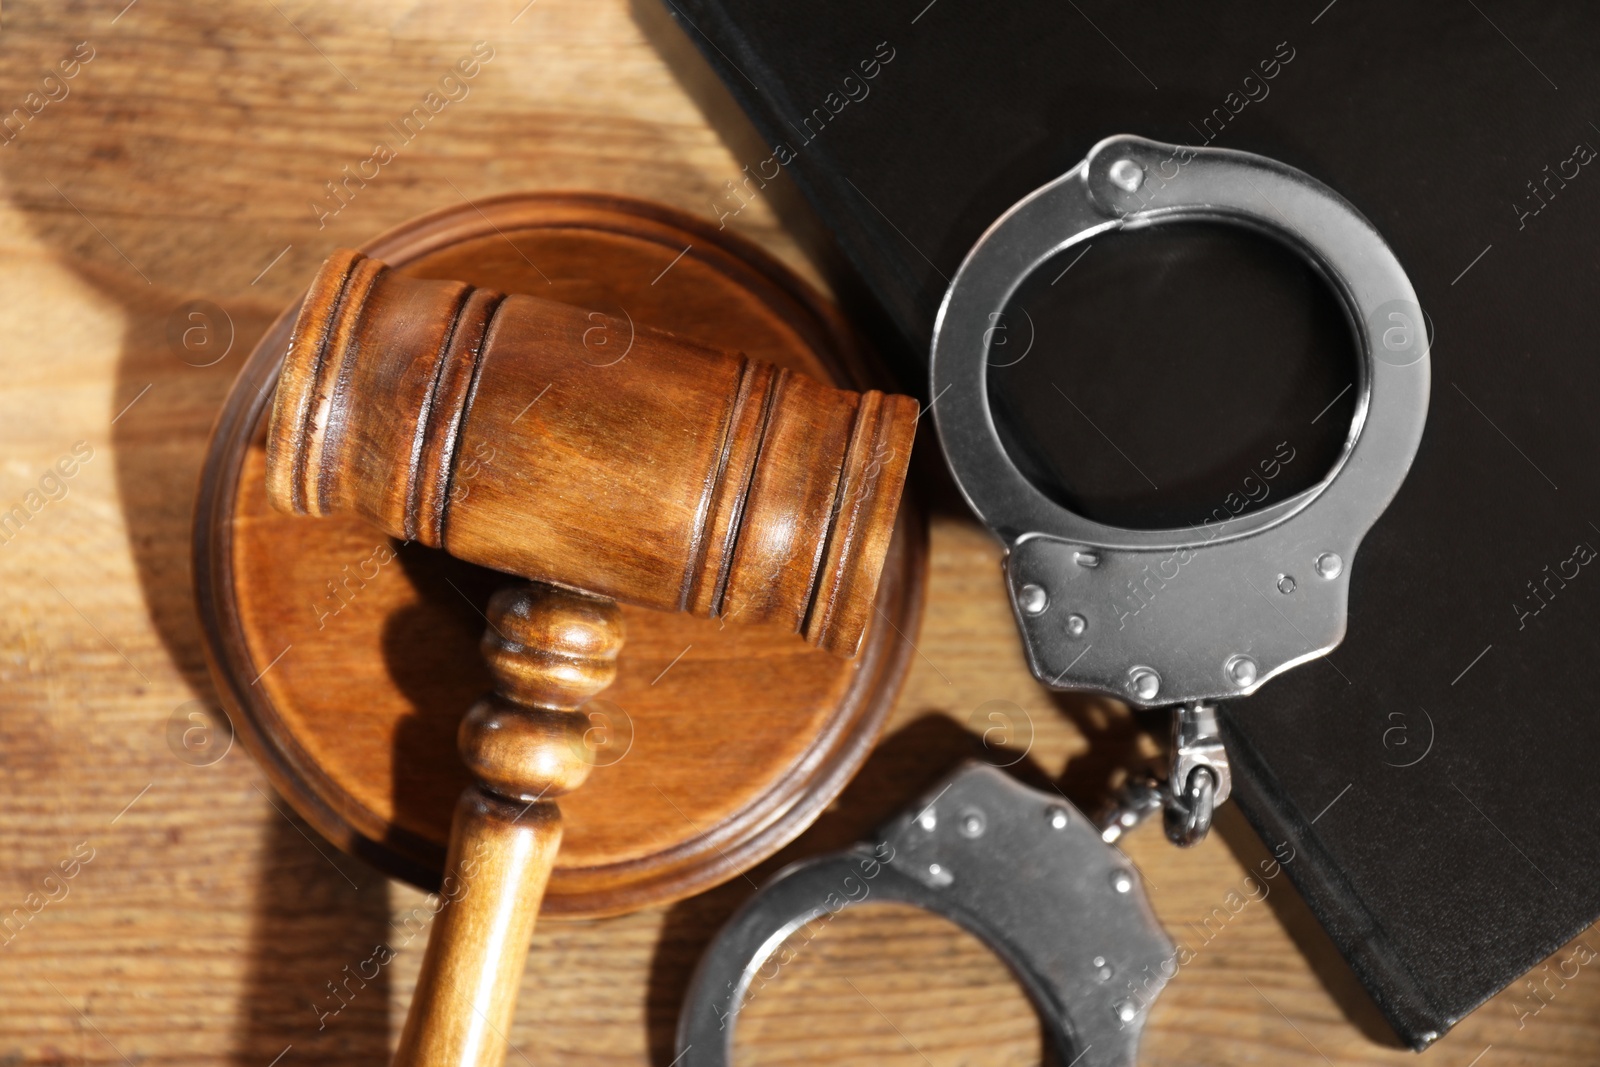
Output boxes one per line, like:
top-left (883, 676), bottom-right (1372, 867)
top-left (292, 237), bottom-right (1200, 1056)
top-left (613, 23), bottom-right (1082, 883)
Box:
top-left (264, 249), bottom-right (918, 1067)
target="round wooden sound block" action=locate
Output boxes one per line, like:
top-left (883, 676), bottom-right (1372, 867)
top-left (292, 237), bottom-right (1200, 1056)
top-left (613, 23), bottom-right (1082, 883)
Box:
top-left (194, 193), bottom-right (925, 918)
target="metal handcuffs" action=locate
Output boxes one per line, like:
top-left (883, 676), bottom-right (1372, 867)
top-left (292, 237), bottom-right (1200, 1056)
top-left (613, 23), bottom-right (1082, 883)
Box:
top-left (934, 133), bottom-right (1429, 844)
top-left (677, 763), bottom-right (1173, 1067)
top-left (676, 135), bottom-right (1429, 1062)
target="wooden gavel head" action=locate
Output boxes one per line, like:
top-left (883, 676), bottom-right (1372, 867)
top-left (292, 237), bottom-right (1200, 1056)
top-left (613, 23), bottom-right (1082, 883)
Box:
top-left (264, 249), bottom-right (918, 655)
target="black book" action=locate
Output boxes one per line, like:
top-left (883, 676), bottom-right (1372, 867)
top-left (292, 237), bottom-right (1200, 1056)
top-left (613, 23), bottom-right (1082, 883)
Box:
top-left (662, 0), bottom-right (1600, 1046)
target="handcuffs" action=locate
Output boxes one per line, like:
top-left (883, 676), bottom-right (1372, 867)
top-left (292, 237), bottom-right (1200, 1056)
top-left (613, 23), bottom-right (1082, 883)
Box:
top-left (676, 135), bottom-right (1430, 1064)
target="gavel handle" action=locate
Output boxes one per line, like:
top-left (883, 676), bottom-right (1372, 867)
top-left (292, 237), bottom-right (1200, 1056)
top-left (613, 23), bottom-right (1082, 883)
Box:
top-left (394, 790), bottom-right (560, 1065)
top-left (392, 582), bottom-right (623, 1067)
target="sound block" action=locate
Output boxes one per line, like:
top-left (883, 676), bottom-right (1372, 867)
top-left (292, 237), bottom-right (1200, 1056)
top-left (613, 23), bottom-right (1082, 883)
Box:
top-left (194, 193), bottom-right (926, 918)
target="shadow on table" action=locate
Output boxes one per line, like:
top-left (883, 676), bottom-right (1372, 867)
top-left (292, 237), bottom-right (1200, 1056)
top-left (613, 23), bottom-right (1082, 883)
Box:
top-left (235, 813), bottom-right (395, 1063)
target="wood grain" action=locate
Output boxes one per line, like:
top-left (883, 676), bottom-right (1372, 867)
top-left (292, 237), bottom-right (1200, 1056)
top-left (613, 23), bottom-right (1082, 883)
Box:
top-left (198, 193), bottom-right (927, 917)
top-left (252, 220), bottom-right (914, 1061)
top-left (262, 245), bottom-right (916, 655)
top-left (395, 583), bottom-right (620, 1067)
top-left (0, 1), bottom-right (1595, 1065)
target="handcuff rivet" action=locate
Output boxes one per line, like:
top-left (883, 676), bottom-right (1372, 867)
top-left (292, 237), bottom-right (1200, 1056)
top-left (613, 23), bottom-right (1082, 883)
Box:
top-left (916, 807), bottom-right (937, 831)
top-left (1092, 955), bottom-right (1113, 981)
top-left (1316, 552), bottom-right (1344, 579)
top-left (1065, 613), bottom-right (1087, 637)
top-left (1018, 583), bottom-right (1049, 615)
top-left (1226, 655), bottom-right (1258, 688)
top-left (959, 810), bottom-right (986, 838)
top-left (1110, 869), bottom-right (1133, 894)
top-left (1128, 667), bottom-right (1160, 702)
top-left (1107, 158), bottom-right (1144, 192)
top-left (1276, 574), bottom-right (1296, 595)
top-left (1113, 998), bottom-right (1139, 1023)
top-left (927, 862), bottom-right (954, 887)
top-left (1045, 805), bottom-right (1070, 830)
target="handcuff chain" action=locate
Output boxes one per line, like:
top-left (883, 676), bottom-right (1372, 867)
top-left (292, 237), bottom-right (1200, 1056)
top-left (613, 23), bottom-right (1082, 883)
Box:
top-left (1098, 702), bottom-right (1232, 848)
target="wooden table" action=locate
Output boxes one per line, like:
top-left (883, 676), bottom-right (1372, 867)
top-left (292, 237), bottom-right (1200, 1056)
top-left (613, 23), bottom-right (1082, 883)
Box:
top-left (0, 1), bottom-right (1591, 1063)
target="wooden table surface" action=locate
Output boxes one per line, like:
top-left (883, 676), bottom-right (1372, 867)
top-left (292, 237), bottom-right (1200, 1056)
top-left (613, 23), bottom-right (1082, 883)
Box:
top-left (0, 1), bottom-right (1593, 1064)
